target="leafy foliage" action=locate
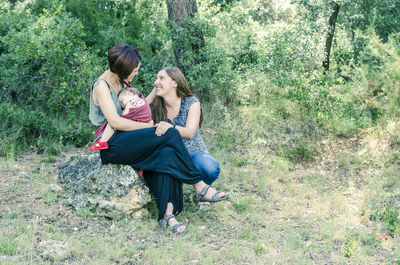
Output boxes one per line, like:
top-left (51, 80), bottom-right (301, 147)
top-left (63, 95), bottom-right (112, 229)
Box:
top-left (0, 3), bottom-right (100, 154)
top-left (0, 0), bottom-right (399, 161)
top-left (1, 0), bottom-right (400, 262)
top-left (63, 0), bottom-right (143, 53)
top-left (0, 5), bottom-right (100, 113)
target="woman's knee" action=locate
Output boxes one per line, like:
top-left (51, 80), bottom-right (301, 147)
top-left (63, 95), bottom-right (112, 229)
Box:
top-left (164, 127), bottom-right (177, 135)
top-left (202, 162), bottom-right (220, 185)
top-left (191, 152), bottom-right (220, 182)
top-left (202, 158), bottom-right (220, 177)
top-left (159, 127), bottom-right (181, 142)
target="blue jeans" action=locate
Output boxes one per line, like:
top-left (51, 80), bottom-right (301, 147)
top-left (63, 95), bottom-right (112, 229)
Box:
top-left (189, 151), bottom-right (220, 185)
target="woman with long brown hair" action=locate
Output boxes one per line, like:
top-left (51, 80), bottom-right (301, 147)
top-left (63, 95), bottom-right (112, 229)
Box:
top-left (152, 67), bottom-right (221, 186)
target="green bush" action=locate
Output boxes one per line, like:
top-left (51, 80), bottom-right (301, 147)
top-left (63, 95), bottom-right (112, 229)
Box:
top-left (0, 4), bottom-right (100, 155)
top-left (0, 102), bottom-right (93, 156)
top-left (257, 22), bottom-right (324, 88)
top-left (186, 46), bottom-right (239, 102)
top-left (0, 6), bottom-right (101, 114)
top-left (347, 31), bottom-right (400, 121)
top-left (0, 0), bottom-right (398, 158)
top-left (0, 103), bottom-right (48, 152)
top-left (63, 0), bottom-right (143, 53)
top-left (378, 207), bottom-right (400, 236)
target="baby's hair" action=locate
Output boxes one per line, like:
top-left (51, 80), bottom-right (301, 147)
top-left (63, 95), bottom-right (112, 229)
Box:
top-left (118, 86), bottom-right (141, 97)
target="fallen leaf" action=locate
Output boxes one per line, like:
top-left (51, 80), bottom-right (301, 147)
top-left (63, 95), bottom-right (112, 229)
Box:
top-left (358, 127), bottom-right (373, 137)
top-left (376, 233), bottom-right (391, 241)
top-left (203, 128), bottom-right (217, 135)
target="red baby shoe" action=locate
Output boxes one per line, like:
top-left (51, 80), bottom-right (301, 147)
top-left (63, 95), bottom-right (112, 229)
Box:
top-left (88, 141), bottom-right (108, 151)
top-left (138, 169), bottom-right (144, 177)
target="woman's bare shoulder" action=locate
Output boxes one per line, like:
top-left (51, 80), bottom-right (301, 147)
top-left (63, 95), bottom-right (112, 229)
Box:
top-left (93, 78), bottom-right (110, 92)
top-left (92, 78), bottom-right (112, 104)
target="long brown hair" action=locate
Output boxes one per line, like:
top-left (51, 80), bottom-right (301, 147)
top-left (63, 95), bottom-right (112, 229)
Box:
top-left (152, 67), bottom-right (203, 126)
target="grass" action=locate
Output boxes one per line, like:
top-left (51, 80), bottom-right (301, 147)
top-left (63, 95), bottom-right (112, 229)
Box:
top-left (0, 101), bottom-right (399, 264)
top-left (0, 237), bottom-right (17, 256)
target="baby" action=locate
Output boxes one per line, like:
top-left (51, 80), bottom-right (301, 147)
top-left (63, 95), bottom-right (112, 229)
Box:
top-left (88, 86), bottom-right (152, 151)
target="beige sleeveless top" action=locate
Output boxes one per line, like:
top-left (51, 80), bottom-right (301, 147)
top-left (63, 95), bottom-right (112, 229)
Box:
top-left (89, 78), bottom-right (122, 126)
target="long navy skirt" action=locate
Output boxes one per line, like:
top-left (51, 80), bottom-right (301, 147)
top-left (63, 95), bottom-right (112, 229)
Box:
top-left (100, 127), bottom-right (202, 220)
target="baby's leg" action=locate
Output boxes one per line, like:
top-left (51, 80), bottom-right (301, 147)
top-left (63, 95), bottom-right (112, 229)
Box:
top-left (99, 124), bottom-right (115, 143)
top-left (88, 124), bottom-right (114, 151)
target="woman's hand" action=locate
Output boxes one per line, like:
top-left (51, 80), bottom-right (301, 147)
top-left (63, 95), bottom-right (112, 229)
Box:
top-left (155, 121), bottom-right (173, 136)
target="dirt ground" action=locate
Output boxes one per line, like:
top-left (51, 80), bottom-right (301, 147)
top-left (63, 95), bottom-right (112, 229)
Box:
top-left (0, 139), bottom-right (396, 264)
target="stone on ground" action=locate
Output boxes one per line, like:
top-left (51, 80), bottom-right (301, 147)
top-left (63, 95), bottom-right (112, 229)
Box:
top-left (58, 153), bottom-right (151, 218)
top-left (34, 240), bottom-right (71, 261)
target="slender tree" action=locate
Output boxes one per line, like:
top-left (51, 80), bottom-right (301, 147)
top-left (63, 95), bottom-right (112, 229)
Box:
top-left (322, 2), bottom-right (341, 71)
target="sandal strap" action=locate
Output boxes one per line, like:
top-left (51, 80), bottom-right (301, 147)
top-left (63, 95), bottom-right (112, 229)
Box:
top-left (171, 223), bottom-right (187, 233)
top-left (164, 214), bottom-right (176, 223)
top-left (199, 185), bottom-right (210, 197)
top-left (211, 191), bottom-right (222, 201)
top-left (159, 214), bottom-right (176, 227)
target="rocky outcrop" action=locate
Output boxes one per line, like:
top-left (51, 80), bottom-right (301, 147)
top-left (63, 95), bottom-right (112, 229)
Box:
top-left (58, 153), bottom-right (151, 218)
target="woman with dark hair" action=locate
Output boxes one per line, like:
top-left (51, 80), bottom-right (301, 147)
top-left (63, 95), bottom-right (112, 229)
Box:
top-left (152, 67), bottom-right (221, 186)
top-left (89, 43), bottom-right (228, 234)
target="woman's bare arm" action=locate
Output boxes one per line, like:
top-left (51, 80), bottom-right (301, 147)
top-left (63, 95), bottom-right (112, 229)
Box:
top-left (146, 87), bottom-right (157, 104)
top-left (175, 101), bottom-right (201, 138)
top-left (154, 102), bottom-right (200, 137)
top-left (93, 81), bottom-right (153, 131)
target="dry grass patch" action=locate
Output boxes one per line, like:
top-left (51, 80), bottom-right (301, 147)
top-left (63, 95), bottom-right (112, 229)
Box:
top-left (0, 128), bottom-right (398, 264)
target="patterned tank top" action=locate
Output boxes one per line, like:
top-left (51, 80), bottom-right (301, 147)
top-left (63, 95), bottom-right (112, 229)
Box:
top-left (168, 96), bottom-right (207, 152)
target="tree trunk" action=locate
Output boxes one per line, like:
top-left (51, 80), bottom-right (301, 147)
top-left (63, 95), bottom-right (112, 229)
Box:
top-left (166, 0), bottom-right (205, 77)
top-left (322, 3), bottom-right (341, 71)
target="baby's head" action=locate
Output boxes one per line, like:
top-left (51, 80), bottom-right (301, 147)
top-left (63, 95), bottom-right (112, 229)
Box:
top-left (118, 87), bottom-right (140, 108)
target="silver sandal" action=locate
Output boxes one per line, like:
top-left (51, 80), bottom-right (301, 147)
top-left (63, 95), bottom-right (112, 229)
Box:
top-left (158, 214), bottom-right (188, 234)
top-left (193, 185), bottom-right (229, 203)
